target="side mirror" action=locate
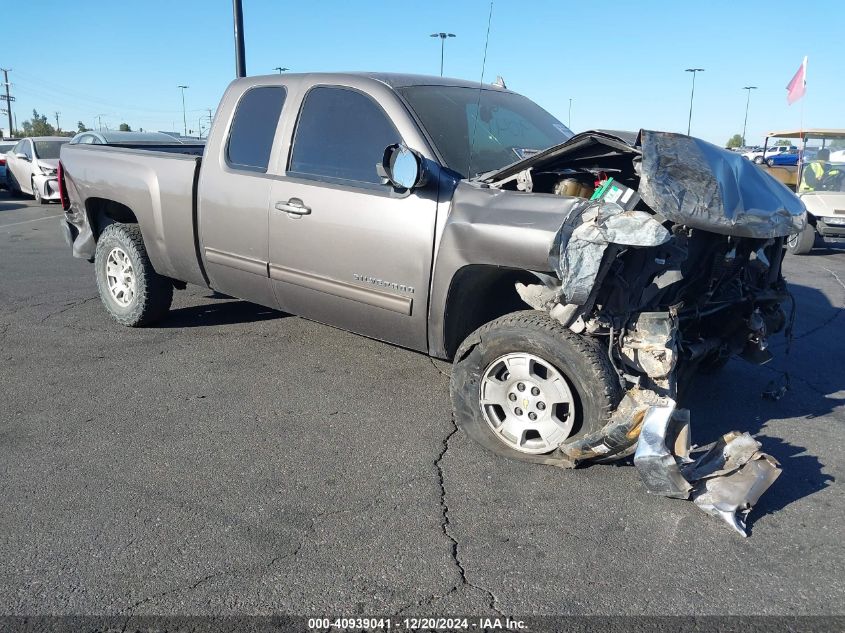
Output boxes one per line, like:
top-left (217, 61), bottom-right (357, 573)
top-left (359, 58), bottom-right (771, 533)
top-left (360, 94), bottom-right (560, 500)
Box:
top-left (16, 152), bottom-right (29, 161)
top-left (379, 143), bottom-right (426, 191)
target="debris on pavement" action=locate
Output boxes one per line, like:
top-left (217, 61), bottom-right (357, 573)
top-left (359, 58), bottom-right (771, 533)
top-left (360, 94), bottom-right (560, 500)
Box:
top-left (634, 411), bottom-right (781, 536)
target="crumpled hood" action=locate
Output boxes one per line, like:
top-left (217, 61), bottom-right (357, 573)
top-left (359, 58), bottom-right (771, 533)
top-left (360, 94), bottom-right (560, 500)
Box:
top-left (482, 129), bottom-right (806, 239)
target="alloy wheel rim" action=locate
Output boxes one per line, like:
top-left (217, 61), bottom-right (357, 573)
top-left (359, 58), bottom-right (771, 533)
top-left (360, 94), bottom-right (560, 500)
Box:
top-left (105, 247), bottom-right (136, 307)
top-left (479, 352), bottom-right (577, 454)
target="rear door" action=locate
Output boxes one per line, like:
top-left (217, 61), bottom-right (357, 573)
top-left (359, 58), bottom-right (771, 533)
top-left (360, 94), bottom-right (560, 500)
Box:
top-left (9, 140), bottom-right (33, 192)
top-left (266, 83), bottom-right (439, 351)
top-left (197, 85), bottom-right (287, 308)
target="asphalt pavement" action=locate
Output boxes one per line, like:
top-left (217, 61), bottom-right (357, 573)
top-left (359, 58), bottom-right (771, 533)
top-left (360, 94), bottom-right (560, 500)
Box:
top-left (0, 191), bottom-right (842, 621)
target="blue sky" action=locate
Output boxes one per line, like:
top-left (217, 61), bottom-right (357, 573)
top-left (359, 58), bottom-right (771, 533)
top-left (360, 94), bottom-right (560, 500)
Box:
top-left (4, 0), bottom-right (843, 145)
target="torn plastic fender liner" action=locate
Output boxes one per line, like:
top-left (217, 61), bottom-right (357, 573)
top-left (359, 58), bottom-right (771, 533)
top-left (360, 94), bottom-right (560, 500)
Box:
top-left (558, 388), bottom-right (665, 464)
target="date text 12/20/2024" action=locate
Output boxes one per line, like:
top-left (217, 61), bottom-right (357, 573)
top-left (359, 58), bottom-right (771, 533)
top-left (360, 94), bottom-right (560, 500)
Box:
top-left (307, 617), bottom-right (527, 630)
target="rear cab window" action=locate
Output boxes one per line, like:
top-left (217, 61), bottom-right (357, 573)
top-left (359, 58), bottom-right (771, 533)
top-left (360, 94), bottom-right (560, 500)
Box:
top-left (288, 86), bottom-right (401, 187)
top-left (226, 86), bottom-right (287, 172)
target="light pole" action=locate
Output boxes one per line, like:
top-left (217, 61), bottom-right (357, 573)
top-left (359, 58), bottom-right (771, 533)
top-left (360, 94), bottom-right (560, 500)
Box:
top-left (741, 86), bottom-right (757, 147)
top-left (97, 114), bottom-right (105, 131)
top-left (233, 0), bottom-right (246, 77)
top-left (178, 85), bottom-right (189, 137)
top-left (685, 68), bottom-right (704, 136)
top-left (273, 67), bottom-right (289, 74)
top-left (568, 98), bottom-right (572, 128)
top-left (430, 32), bottom-right (456, 77)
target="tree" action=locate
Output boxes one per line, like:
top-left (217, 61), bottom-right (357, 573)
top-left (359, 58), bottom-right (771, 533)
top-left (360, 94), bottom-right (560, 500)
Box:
top-left (118, 123), bottom-right (131, 132)
top-left (774, 139), bottom-right (792, 146)
top-left (20, 110), bottom-right (56, 137)
top-left (77, 121), bottom-right (91, 133)
top-left (726, 134), bottom-right (743, 149)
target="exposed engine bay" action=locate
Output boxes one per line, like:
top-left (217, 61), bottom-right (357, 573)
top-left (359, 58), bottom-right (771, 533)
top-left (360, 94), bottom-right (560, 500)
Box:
top-left (480, 130), bottom-right (806, 535)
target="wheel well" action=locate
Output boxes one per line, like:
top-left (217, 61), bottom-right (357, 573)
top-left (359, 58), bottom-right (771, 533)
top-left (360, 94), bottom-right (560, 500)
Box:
top-left (443, 265), bottom-right (538, 359)
top-left (85, 198), bottom-right (138, 239)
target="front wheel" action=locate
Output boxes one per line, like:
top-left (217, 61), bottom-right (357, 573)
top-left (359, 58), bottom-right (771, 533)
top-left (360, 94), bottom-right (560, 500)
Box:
top-left (32, 179), bottom-right (46, 204)
top-left (95, 223), bottom-right (173, 326)
top-left (450, 311), bottom-right (623, 464)
top-left (786, 223), bottom-right (816, 255)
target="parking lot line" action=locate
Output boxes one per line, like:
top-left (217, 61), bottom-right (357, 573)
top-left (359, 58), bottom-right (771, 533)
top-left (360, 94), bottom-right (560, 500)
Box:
top-left (0, 214), bottom-right (63, 230)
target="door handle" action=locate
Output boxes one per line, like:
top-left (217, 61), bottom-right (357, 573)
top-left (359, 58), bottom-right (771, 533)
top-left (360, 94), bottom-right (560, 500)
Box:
top-left (274, 198), bottom-right (311, 216)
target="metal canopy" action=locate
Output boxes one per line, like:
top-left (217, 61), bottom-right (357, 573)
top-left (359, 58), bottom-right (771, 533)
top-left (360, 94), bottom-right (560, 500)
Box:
top-left (767, 128), bottom-right (845, 139)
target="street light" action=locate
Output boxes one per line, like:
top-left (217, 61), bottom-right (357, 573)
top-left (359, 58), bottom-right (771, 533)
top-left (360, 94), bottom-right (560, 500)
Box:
top-left (178, 85), bottom-right (189, 137)
top-left (273, 67), bottom-right (289, 74)
top-left (685, 68), bottom-right (704, 136)
top-left (430, 32), bottom-right (456, 77)
top-left (741, 86), bottom-right (758, 147)
top-left (568, 98), bottom-right (573, 128)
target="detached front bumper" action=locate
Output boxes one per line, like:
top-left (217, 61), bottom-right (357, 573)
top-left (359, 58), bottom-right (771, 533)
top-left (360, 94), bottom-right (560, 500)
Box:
top-left (32, 173), bottom-right (61, 201)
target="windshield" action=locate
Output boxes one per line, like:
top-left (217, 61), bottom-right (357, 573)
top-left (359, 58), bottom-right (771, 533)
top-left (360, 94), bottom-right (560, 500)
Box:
top-left (33, 140), bottom-right (67, 159)
top-left (397, 85), bottom-right (572, 178)
top-left (798, 135), bottom-right (845, 193)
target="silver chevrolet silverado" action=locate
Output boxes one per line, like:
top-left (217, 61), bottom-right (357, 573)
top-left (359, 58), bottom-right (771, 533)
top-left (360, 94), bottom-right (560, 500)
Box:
top-left (59, 72), bottom-right (805, 471)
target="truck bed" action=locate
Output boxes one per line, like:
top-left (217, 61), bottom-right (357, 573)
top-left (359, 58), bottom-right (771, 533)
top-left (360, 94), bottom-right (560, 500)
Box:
top-left (60, 143), bottom-right (207, 287)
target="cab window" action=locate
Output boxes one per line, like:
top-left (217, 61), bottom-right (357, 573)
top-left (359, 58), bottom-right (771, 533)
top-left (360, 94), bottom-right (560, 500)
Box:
top-left (226, 86), bottom-right (287, 172)
top-left (289, 86), bottom-right (401, 186)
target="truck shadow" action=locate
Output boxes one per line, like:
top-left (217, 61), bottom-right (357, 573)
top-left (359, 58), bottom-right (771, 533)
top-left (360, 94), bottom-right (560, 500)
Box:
top-left (158, 299), bottom-right (285, 328)
top-left (678, 279), bottom-right (841, 531)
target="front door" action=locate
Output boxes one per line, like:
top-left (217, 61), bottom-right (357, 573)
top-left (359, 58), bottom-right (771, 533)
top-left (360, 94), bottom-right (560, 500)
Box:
top-left (267, 85), bottom-right (438, 351)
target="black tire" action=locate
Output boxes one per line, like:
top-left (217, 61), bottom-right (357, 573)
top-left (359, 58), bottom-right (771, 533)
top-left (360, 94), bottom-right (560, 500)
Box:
top-left (95, 223), bottom-right (173, 326)
top-left (753, 156), bottom-right (765, 164)
top-left (450, 310), bottom-right (623, 465)
top-left (786, 223), bottom-right (816, 255)
top-left (32, 178), bottom-right (47, 204)
top-left (766, 158), bottom-right (775, 167)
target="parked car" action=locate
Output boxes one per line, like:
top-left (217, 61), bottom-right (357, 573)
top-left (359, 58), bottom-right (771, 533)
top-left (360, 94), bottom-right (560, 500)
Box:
top-left (759, 130), bottom-right (845, 254)
top-left (5, 136), bottom-right (69, 203)
top-left (59, 72), bottom-right (802, 469)
top-left (69, 130), bottom-right (204, 148)
top-left (767, 150), bottom-right (801, 166)
top-left (0, 140), bottom-right (17, 188)
top-left (744, 144), bottom-right (797, 164)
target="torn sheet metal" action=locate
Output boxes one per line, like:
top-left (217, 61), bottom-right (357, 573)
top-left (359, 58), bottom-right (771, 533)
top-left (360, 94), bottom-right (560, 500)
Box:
top-left (633, 405), bottom-right (692, 499)
top-left (548, 200), bottom-right (671, 305)
top-left (692, 454), bottom-right (781, 537)
top-left (633, 414), bottom-right (781, 536)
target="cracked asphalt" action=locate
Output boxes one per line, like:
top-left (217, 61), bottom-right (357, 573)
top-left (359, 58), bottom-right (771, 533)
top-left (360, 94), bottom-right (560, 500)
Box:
top-left (0, 190), bottom-right (843, 619)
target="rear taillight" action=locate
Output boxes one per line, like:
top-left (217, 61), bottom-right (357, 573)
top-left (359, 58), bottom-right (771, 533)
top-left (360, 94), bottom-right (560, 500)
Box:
top-left (0, 157), bottom-right (5, 166)
top-left (57, 161), bottom-right (70, 210)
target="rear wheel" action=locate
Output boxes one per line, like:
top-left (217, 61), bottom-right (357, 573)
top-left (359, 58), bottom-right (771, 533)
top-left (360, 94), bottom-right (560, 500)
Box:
top-left (786, 223), bottom-right (816, 255)
top-left (6, 170), bottom-right (22, 197)
top-left (95, 223), bottom-right (173, 326)
top-left (753, 156), bottom-right (765, 164)
top-left (450, 310), bottom-right (622, 464)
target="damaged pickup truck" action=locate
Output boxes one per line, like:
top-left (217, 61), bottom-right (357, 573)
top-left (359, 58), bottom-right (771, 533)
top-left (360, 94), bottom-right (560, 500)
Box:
top-left (59, 73), bottom-right (805, 534)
